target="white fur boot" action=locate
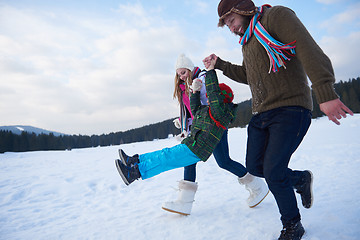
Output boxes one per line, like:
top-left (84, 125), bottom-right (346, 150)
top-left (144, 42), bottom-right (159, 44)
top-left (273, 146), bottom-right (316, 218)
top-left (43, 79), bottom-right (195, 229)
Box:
top-left (238, 173), bottom-right (269, 208)
top-left (162, 180), bottom-right (198, 215)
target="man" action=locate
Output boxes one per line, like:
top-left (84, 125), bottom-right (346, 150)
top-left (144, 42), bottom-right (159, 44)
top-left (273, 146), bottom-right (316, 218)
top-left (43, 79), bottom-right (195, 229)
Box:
top-left (203, 0), bottom-right (353, 239)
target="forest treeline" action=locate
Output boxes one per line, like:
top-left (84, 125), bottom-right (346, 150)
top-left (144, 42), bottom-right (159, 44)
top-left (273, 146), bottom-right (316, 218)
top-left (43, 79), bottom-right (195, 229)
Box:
top-left (1, 77), bottom-right (359, 153)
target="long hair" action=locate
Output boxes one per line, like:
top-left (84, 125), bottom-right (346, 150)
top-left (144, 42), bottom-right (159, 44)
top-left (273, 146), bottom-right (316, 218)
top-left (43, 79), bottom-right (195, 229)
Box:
top-left (173, 69), bottom-right (193, 104)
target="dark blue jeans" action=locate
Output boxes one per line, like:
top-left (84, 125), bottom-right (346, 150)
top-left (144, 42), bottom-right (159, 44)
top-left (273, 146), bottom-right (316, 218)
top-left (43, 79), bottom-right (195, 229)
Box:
top-left (245, 106), bottom-right (311, 225)
top-left (184, 130), bottom-right (248, 182)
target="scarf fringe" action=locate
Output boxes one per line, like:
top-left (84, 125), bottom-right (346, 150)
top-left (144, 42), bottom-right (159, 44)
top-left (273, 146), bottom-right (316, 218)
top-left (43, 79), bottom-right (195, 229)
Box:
top-left (239, 5), bottom-right (296, 73)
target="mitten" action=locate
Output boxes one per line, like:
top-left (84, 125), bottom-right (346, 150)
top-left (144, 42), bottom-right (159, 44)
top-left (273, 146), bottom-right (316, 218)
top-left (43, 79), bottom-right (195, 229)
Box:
top-left (173, 118), bottom-right (181, 129)
top-left (190, 78), bottom-right (203, 92)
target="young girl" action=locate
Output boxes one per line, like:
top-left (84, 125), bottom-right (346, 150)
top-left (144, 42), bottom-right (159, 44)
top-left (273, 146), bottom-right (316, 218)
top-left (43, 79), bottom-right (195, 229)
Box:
top-left (115, 70), bottom-right (250, 198)
top-left (160, 54), bottom-right (269, 215)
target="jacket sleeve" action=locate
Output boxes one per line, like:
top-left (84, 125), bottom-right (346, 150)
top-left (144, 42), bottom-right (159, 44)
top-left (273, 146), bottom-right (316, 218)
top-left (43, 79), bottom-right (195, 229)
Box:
top-left (214, 57), bottom-right (248, 85)
top-left (204, 70), bottom-right (228, 120)
top-left (189, 91), bottom-right (201, 115)
top-left (267, 6), bottom-right (338, 104)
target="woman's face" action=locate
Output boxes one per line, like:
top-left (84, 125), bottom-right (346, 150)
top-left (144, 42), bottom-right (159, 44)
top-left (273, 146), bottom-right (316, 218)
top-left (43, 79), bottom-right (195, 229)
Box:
top-left (176, 68), bottom-right (190, 81)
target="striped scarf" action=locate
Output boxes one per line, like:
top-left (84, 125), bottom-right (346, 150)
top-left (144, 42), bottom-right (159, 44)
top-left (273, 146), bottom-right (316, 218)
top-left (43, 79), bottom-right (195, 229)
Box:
top-left (192, 67), bottom-right (201, 79)
top-left (239, 5), bottom-right (296, 73)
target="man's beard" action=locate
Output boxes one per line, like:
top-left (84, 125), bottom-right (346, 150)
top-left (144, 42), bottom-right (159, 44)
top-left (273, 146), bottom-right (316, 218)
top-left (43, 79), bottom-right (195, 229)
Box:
top-left (234, 16), bottom-right (252, 37)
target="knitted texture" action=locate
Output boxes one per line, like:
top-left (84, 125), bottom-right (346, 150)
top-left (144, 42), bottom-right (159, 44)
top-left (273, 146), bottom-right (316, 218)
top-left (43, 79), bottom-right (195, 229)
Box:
top-left (175, 54), bottom-right (194, 71)
top-left (215, 6), bottom-right (338, 114)
top-left (240, 5), bottom-right (296, 73)
top-left (182, 70), bottom-right (237, 162)
top-left (219, 83), bottom-right (234, 103)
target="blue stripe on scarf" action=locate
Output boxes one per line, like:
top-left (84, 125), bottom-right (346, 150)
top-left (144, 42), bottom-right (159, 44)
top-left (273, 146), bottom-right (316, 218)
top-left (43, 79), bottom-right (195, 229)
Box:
top-left (239, 5), bottom-right (296, 73)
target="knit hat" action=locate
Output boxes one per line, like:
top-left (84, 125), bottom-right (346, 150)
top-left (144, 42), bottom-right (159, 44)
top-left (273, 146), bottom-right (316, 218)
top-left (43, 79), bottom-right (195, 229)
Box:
top-left (217, 0), bottom-right (257, 27)
top-left (219, 83), bottom-right (234, 103)
top-left (175, 54), bottom-right (194, 71)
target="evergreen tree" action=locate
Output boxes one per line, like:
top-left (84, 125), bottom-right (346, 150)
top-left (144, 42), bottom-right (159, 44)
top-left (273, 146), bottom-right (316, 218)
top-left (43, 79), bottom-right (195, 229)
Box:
top-left (1, 77), bottom-right (359, 154)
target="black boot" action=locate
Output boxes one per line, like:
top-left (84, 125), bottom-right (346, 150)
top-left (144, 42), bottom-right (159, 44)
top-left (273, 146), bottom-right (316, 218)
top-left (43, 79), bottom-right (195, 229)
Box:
top-left (295, 170), bottom-right (313, 208)
top-left (278, 221), bottom-right (305, 240)
top-left (118, 149), bottom-right (139, 167)
top-left (115, 159), bottom-right (141, 186)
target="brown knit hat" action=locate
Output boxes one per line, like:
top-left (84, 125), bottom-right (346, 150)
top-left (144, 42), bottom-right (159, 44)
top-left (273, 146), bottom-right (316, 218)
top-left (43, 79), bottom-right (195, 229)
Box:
top-left (218, 0), bottom-right (257, 27)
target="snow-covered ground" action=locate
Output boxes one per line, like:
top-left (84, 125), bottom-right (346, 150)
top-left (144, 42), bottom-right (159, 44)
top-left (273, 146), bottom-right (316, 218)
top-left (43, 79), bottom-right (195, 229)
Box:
top-left (1, 115), bottom-right (360, 240)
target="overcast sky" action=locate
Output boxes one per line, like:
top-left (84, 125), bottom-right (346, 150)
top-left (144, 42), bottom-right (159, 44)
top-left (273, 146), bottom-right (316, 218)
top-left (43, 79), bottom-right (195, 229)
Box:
top-left (1, 0), bottom-right (359, 135)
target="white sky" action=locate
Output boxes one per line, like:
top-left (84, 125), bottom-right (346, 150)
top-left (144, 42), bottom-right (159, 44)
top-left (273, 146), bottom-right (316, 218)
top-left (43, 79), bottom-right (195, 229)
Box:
top-left (1, 0), bottom-right (359, 135)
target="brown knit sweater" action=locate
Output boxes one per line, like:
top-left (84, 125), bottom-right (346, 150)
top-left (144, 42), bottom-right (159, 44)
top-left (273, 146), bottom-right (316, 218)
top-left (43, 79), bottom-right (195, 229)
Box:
top-left (215, 5), bottom-right (339, 114)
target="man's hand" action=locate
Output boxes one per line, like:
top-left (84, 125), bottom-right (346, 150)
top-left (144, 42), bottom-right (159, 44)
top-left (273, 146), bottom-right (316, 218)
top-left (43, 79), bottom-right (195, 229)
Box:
top-left (320, 98), bottom-right (354, 125)
top-left (203, 54), bottom-right (218, 70)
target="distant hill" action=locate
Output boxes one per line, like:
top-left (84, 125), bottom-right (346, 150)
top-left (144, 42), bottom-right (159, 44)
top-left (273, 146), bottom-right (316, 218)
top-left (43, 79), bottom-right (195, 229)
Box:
top-left (0, 125), bottom-right (64, 136)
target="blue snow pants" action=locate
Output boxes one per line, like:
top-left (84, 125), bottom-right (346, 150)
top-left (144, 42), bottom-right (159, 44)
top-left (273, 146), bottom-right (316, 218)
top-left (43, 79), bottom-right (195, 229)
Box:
top-left (138, 144), bottom-right (200, 180)
top-left (245, 106), bottom-right (311, 226)
top-left (184, 130), bottom-right (248, 182)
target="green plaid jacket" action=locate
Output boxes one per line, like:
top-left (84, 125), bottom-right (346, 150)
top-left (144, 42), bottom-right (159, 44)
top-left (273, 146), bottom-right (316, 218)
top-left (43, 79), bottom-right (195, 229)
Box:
top-left (182, 70), bottom-right (238, 162)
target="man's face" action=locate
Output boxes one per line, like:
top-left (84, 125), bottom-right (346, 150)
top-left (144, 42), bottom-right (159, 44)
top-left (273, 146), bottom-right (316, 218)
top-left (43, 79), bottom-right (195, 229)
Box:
top-left (224, 13), bottom-right (251, 36)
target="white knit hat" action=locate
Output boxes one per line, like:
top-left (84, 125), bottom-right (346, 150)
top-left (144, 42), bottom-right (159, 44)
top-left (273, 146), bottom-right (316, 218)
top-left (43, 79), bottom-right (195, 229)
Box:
top-left (175, 54), bottom-right (194, 71)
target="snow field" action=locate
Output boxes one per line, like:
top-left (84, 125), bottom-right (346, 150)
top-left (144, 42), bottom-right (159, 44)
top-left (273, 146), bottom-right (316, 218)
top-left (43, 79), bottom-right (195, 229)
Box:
top-left (1, 115), bottom-right (360, 240)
